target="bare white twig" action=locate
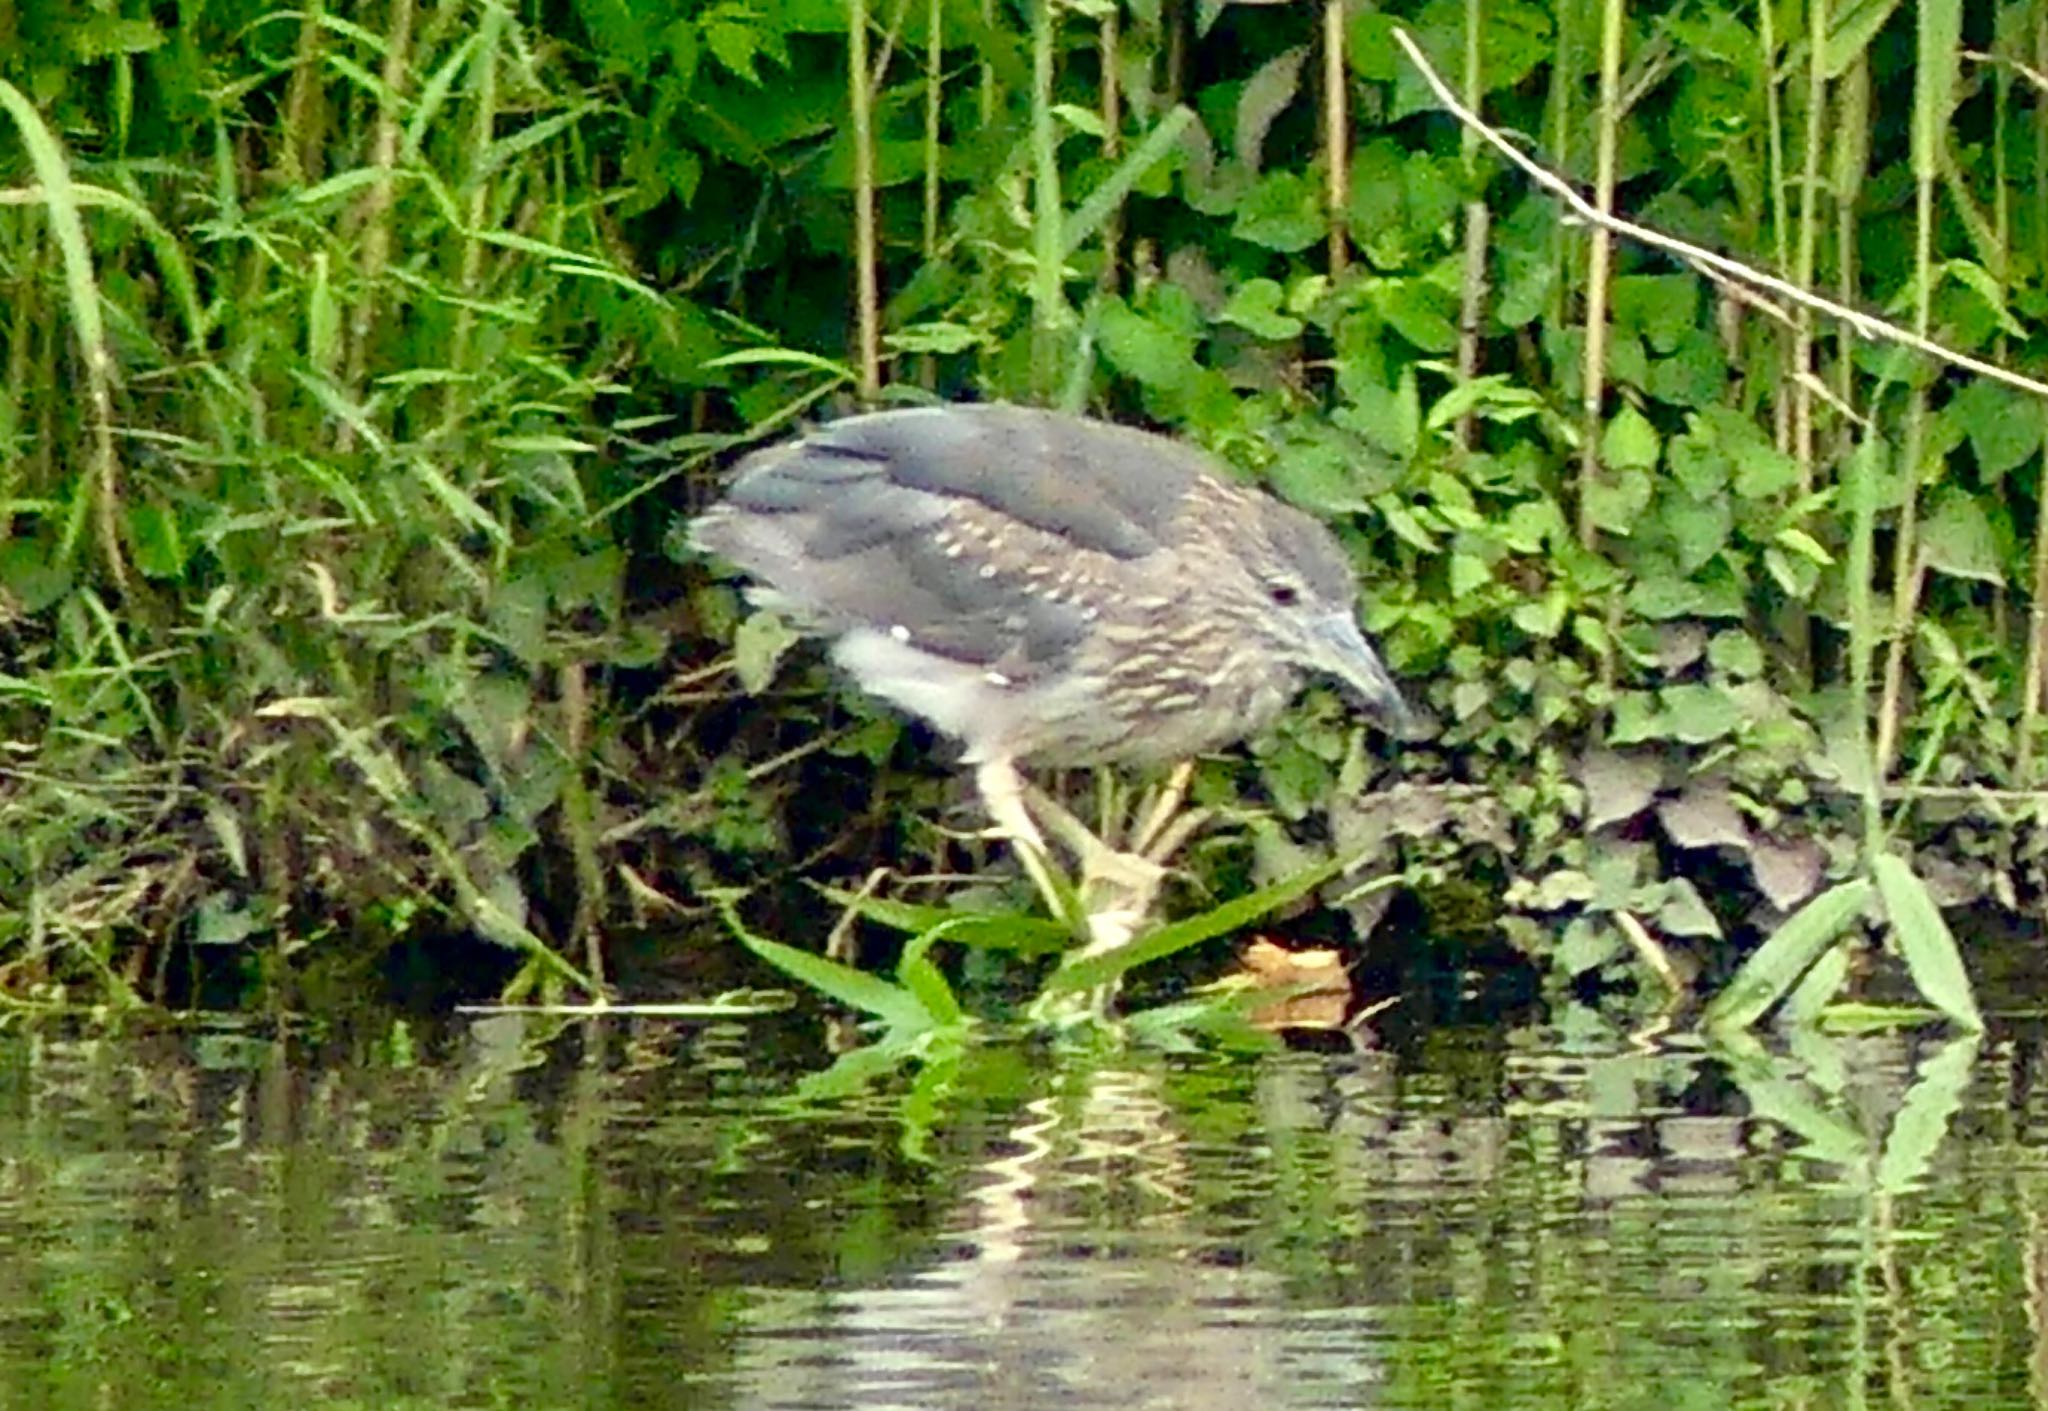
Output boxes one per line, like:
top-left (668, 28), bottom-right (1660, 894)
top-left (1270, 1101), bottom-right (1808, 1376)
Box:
top-left (1391, 27), bottom-right (2048, 404)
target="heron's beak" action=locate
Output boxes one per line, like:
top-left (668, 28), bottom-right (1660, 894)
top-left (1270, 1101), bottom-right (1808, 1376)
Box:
top-left (1309, 613), bottom-right (1412, 732)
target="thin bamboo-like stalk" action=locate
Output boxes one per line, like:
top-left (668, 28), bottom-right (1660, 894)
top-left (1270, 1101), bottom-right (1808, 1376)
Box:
top-left (2021, 10), bottom-right (2048, 777)
top-left (1786, 0), bottom-right (1826, 681)
top-left (1323, 0), bottom-right (1350, 276)
top-left (346, 0), bottom-right (414, 441)
top-left (1792, 0), bottom-right (1823, 480)
top-left (1832, 59), bottom-right (1869, 422)
top-left (1758, 0), bottom-right (1791, 451)
top-left (1877, 0), bottom-right (1963, 776)
top-left (850, 0), bottom-right (882, 399)
top-left (1030, 0), bottom-right (1068, 399)
top-left (1544, 0), bottom-right (1577, 332)
top-left (558, 657), bottom-right (607, 989)
top-left (443, 0), bottom-right (504, 436)
top-left (1099, 4), bottom-right (1123, 292)
top-left (920, 0), bottom-right (943, 388)
top-left (1576, 0), bottom-right (1624, 551)
top-left (1844, 436), bottom-right (1885, 854)
top-left (280, 0), bottom-right (327, 185)
top-left (1453, 0), bottom-right (1486, 448)
top-left (980, 0), bottom-right (997, 124)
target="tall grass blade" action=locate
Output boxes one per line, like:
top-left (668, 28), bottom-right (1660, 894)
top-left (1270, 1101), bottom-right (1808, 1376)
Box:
top-left (717, 901), bottom-right (933, 1030)
top-left (1703, 878), bottom-right (1872, 1031)
top-left (0, 75), bottom-right (123, 584)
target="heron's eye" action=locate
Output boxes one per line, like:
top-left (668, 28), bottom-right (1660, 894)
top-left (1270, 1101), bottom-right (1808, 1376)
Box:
top-left (1265, 581), bottom-right (1301, 607)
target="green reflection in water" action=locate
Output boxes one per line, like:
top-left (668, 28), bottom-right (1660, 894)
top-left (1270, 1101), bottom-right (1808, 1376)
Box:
top-left (0, 1015), bottom-right (2040, 1410)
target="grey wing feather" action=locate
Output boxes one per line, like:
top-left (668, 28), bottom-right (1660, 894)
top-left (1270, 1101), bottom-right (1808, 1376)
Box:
top-left (691, 411), bottom-right (1112, 673)
top-left (800, 405), bottom-right (1211, 559)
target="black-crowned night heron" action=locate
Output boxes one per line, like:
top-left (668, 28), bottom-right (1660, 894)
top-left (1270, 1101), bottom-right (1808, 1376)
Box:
top-left (691, 403), bottom-right (1408, 943)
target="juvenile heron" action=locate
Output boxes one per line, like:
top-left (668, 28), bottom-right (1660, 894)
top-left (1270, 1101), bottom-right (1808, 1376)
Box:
top-left (691, 404), bottom-right (1408, 933)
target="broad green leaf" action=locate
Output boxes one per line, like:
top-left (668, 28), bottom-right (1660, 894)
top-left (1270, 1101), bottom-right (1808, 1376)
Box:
top-left (1098, 295), bottom-right (1199, 389)
top-left (733, 927), bottom-right (933, 1032)
top-left (1707, 630), bottom-right (1765, 677)
top-left (1873, 853), bottom-right (1983, 1031)
top-left (1657, 878), bottom-right (1722, 939)
top-left (733, 611), bottom-right (799, 693)
top-left (1732, 441), bottom-right (1800, 499)
top-left (1705, 878), bottom-right (1872, 1030)
top-left (897, 934), bottom-right (965, 1030)
top-left (1663, 495), bottom-right (1732, 572)
top-left (813, 885), bottom-right (1071, 953)
top-left (1375, 278), bottom-right (1459, 352)
top-left (1602, 406), bottom-right (1661, 471)
top-left (1919, 490), bottom-right (2003, 582)
top-left (128, 503), bottom-right (187, 580)
top-left (1423, 373), bottom-right (1541, 431)
top-left (1217, 278), bottom-right (1305, 340)
top-left (1611, 274), bottom-right (1699, 352)
top-left (1952, 377), bottom-right (2044, 478)
top-left (1668, 425), bottom-right (1730, 498)
top-left (1659, 684), bottom-right (1744, 743)
top-left (1375, 493), bottom-right (1440, 552)
top-left (1584, 467), bottom-right (1653, 534)
top-left (1232, 171), bottom-right (1326, 252)
top-left (1511, 590), bottom-right (1568, 638)
top-left (1557, 917), bottom-right (1622, 976)
top-left (1343, 368), bottom-right (1421, 458)
top-left (1267, 441), bottom-right (1374, 515)
top-left (1449, 551), bottom-right (1491, 599)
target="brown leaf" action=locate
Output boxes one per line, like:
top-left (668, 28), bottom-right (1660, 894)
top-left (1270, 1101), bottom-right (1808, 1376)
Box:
top-left (1579, 748), bottom-right (1661, 831)
top-left (1657, 779), bottom-right (1750, 851)
top-left (1747, 831), bottom-right (1822, 911)
top-left (1656, 622), bottom-right (1709, 672)
top-left (1233, 938), bottom-right (1354, 1032)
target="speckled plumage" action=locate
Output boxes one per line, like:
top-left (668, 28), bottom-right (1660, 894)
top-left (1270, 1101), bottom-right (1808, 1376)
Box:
top-left (690, 403), bottom-right (1407, 768)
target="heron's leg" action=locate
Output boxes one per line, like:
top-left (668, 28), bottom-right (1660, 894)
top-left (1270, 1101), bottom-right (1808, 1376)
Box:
top-left (975, 758), bottom-right (1046, 855)
top-left (976, 758), bottom-right (1085, 932)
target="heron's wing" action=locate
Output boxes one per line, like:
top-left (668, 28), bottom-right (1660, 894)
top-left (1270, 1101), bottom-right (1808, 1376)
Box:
top-left (787, 404), bottom-right (1214, 558)
top-left (690, 424), bottom-right (1106, 673)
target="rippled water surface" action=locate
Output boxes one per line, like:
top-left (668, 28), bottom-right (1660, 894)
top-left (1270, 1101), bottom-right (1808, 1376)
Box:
top-left (1, 1012), bottom-right (2041, 1409)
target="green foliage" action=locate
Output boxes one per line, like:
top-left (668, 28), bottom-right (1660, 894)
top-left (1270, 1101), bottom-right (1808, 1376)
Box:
top-left (1, 0), bottom-right (2041, 1020)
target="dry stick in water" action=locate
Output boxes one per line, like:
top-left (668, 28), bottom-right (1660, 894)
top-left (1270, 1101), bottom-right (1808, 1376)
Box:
top-left (1390, 28), bottom-right (2048, 404)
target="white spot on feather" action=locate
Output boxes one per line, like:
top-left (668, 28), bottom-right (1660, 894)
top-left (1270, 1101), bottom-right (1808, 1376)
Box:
top-left (889, 624), bottom-right (911, 643)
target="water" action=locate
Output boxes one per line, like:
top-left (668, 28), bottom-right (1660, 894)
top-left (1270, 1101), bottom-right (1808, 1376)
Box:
top-left (0, 1012), bottom-right (2040, 1409)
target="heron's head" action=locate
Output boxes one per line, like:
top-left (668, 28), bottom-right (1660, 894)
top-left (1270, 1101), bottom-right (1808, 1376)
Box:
top-left (1224, 495), bottom-right (1410, 731)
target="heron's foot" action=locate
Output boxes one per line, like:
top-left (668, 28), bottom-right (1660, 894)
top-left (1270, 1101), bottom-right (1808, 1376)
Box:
top-left (975, 758), bottom-right (1224, 972)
